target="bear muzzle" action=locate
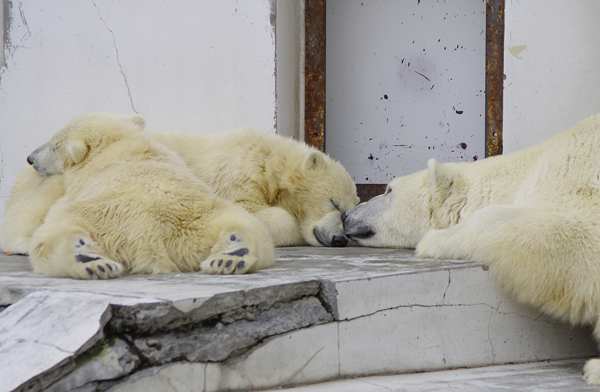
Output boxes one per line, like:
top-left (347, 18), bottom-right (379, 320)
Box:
top-left (342, 210), bottom-right (376, 242)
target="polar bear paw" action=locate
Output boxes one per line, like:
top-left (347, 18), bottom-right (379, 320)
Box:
top-left (583, 359), bottom-right (600, 385)
top-left (415, 230), bottom-right (449, 259)
top-left (72, 237), bottom-right (124, 279)
top-left (201, 233), bottom-right (256, 274)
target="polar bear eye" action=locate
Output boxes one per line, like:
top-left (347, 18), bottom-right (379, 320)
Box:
top-left (331, 199), bottom-right (342, 211)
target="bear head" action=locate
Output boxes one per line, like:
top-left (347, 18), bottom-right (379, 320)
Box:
top-left (282, 150), bottom-right (359, 247)
top-left (343, 158), bottom-right (460, 248)
top-left (27, 112), bottom-right (146, 176)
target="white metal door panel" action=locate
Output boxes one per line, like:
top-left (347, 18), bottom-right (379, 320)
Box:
top-left (326, 0), bottom-right (486, 183)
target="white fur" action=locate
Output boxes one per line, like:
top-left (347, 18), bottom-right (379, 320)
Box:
top-left (0, 119), bottom-right (357, 253)
top-left (15, 113), bottom-right (275, 279)
top-left (150, 129), bottom-right (358, 247)
top-left (343, 114), bottom-right (600, 384)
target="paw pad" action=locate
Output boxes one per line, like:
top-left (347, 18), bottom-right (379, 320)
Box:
top-left (200, 230), bottom-right (256, 275)
top-left (75, 254), bottom-right (102, 263)
top-left (226, 247), bottom-right (249, 257)
top-left (76, 256), bottom-right (124, 280)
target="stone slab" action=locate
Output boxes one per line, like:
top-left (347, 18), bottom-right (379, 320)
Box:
top-left (262, 358), bottom-right (600, 392)
top-left (0, 247), bottom-right (597, 391)
top-left (0, 247), bottom-right (477, 310)
top-left (0, 291), bottom-right (151, 392)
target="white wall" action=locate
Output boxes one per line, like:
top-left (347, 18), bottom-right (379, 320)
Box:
top-left (503, 0), bottom-right (600, 153)
top-left (275, 0), bottom-right (304, 140)
top-left (0, 0), bottom-right (281, 217)
top-left (326, 0), bottom-right (486, 183)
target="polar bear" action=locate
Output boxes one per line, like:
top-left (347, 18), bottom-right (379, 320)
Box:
top-left (23, 112), bottom-right (274, 279)
top-left (0, 118), bottom-right (357, 255)
top-left (150, 129), bottom-right (358, 247)
top-left (342, 113), bottom-right (600, 385)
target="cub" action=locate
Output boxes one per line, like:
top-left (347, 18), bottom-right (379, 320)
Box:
top-left (25, 113), bottom-right (274, 279)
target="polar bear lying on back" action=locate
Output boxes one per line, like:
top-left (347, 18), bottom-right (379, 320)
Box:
top-left (19, 112), bottom-right (274, 279)
top-left (343, 113), bottom-right (600, 385)
top-left (0, 113), bottom-right (358, 256)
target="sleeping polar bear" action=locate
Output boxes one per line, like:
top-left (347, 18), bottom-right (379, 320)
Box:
top-left (0, 114), bottom-right (358, 256)
top-left (343, 113), bottom-right (600, 385)
top-left (20, 112), bottom-right (274, 279)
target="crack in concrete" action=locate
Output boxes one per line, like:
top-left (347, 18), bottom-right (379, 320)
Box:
top-left (336, 323), bottom-right (341, 377)
top-left (91, 0), bottom-right (138, 114)
top-left (487, 303), bottom-right (497, 364)
top-left (362, 379), bottom-right (394, 392)
top-left (341, 301), bottom-right (565, 326)
top-left (442, 269), bottom-right (451, 305)
top-left (281, 346), bottom-right (324, 387)
top-left (132, 296), bottom-right (333, 365)
top-left (17, 0), bottom-right (30, 41)
top-left (2, 0), bottom-right (35, 69)
top-left (31, 339), bottom-right (75, 355)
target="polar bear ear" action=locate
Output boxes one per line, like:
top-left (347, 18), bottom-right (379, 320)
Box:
top-left (427, 158), bottom-right (453, 191)
top-left (67, 140), bottom-right (89, 164)
top-left (304, 151), bottom-right (326, 171)
top-left (129, 115), bottom-right (146, 131)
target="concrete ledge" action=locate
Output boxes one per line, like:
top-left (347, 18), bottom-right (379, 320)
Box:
top-left (259, 359), bottom-right (599, 392)
top-left (0, 247), bottom-right (596, 392)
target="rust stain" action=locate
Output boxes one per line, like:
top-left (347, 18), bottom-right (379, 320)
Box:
top-left (305, 0), bottom-right (326, 152)
top-left (356, 184), bottom-right (387, 203)
top-left (485, 0), bottom-right (505, 157)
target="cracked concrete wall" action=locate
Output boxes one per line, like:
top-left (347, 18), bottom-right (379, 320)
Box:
top-left (0, 0), bottom-right (280, 219)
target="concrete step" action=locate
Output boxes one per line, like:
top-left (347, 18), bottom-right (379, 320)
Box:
top-left (0, 246), bottom-right (596, 392)
top-left (258, 359), bottom-right (598, 392)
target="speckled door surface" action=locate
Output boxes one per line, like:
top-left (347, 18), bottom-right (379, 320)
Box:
top-left (326, 0), bottom-right (486, 184)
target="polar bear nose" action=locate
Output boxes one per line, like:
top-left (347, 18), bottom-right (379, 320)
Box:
top-left (27, 155), bottom-right (34, 165)
top-left (331, 235), bottom-right (348, 247)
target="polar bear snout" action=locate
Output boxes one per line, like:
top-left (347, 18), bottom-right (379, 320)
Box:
top-left (342, 197), bottom-right (385, 245)
top-left (312, 227), bottom-right (349, 247)
top-left (27, 141), bottom-right (64, 176)
top-left (331, 234), bottom-right (348, 247)
top-left (343, 214), bottom-right (376, 241)
top-left (310, 210), bottom-right (350, 247)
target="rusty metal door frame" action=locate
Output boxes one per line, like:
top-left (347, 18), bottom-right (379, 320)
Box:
top-left (305, 0), bottom-right (505, 201)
